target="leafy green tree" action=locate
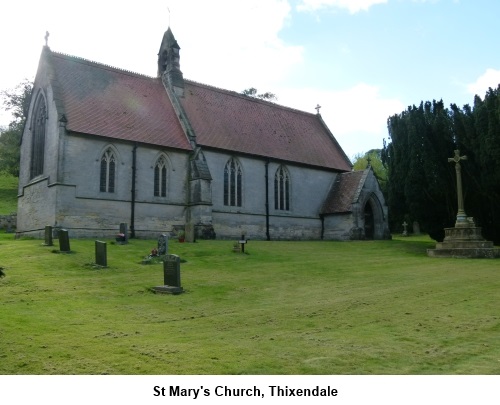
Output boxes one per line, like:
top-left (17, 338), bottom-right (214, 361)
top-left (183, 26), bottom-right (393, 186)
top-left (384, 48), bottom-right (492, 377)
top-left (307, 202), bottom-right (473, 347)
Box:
top-left (0, 122), bottom-right (22, 176)
top-left (0, 79), bottom-right (32, 176)
top-left (241, 87), bottom-right (277, 101)
top-left (1, 79), bottom-right (32, 123)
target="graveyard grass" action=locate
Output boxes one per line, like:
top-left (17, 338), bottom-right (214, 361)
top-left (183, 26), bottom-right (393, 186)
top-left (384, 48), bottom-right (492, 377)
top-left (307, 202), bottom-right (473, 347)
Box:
top-left (0, 232), bottom-right (499, 375)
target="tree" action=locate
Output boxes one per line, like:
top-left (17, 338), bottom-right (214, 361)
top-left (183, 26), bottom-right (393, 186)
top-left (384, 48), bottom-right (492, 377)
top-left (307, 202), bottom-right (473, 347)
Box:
top-left (241, 87), bottom-right (277, 101)
top-left (0, 79), bottom-right (32, 176)
top-left (383, 100), bottom-right (456, 241)
top-left (1, 79), bottom-right (32, 123)
top-left (0, 122), bottom-right (23, 176)
top-left (383, 88), bottom-right (500, 243)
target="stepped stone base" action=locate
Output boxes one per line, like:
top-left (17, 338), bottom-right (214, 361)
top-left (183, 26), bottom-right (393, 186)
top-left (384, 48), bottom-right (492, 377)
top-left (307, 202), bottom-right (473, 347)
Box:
top-left (427, 226), bottom-right (500, 258)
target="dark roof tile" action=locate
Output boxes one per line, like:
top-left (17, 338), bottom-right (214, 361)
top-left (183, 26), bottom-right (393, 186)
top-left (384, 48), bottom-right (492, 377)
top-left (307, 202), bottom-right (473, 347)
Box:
top-left (49, 52), bottom-right (191, 150)
top-left (180, 81), bottom-right (352, 171)
top-left (321, 170), bottom-right (365, 214)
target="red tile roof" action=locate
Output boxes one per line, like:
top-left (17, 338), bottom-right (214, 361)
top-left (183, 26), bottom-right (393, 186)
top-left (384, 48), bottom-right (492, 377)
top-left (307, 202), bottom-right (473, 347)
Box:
top-left (45, 49), bottom-right (352, 171)
top-left (321, 170), bottom-right (366, 214)
top-left (48, 51), bottom-right (191, 150)
top-left (180, 81), bottom-right (352, 171)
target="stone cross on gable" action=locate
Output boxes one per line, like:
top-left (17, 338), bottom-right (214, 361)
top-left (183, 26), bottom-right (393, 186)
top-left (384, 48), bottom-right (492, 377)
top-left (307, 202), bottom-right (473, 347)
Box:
top-left (315, 104), bottom-right (321, 114)
top-left (448, 149), bottom-right (468, 227)
top-left (45, 31), bottom-right (49, 47)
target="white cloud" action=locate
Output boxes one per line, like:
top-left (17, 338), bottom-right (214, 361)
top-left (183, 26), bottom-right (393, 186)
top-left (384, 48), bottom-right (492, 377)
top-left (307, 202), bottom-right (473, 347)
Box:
top-left (297, 0), bottom-right (388, 13)
top-left (466, 68), bottom-right (500, 97)
top-left (276, 83), bottom-right (404, 157)
top-left (0, 0), bottom-right (303, 125)
top-left (165, 0), bottom-right (303, 91)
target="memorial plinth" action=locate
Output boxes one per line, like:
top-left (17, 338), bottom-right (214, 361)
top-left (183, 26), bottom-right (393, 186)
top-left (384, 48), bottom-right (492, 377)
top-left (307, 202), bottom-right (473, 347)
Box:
top-left (427, 224), bottom-right (500, 258)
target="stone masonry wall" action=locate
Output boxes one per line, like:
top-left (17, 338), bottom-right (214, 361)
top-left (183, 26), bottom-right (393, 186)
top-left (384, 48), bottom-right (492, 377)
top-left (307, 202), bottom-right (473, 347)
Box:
top-left (0, 213), bottom-right (16, 232)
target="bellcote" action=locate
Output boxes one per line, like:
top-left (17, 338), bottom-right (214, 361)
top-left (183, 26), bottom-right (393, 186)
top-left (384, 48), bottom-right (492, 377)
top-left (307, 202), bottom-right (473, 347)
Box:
top-left (157, 27), bottom-right (184, 96)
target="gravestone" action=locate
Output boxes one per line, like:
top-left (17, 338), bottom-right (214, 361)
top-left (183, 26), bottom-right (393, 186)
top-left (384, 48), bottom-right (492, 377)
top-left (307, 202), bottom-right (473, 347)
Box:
top-left (95, 241), bottom-right (107, 267)
top-left (151, 254), bottom-right (184, 294)
top-left (164, 254), bottom-right (181, 287)
top-left (44, 225), bottom-right (53, 246)
top-left (157, 234), bottom-right (169, 256)
top-left (402, 221), bottom-right (408, 236)
top-left (119, 223), bottom-right (128, 243)
top-left (412, 221), bottom-right (421, 235)
top-left (58, 229), bottom-right (70, 252)
top-left (239, 234), bottom-right (247, 253)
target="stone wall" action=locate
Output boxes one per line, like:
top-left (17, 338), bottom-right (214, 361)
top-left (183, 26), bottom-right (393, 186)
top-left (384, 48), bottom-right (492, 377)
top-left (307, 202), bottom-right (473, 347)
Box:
top-left (0, 213), bottom-right (16, 232)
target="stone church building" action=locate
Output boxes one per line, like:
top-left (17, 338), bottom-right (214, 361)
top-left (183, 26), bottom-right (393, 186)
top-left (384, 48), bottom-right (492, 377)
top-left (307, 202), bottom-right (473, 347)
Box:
top-left (17, 28), bottom-right (390, 241)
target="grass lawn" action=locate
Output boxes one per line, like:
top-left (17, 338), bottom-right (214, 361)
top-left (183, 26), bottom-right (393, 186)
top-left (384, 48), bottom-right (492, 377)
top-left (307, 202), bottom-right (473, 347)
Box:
top-left (0, 233), bottom-right (499, 375)
top-left (0, 173), bottom-right (18, 214)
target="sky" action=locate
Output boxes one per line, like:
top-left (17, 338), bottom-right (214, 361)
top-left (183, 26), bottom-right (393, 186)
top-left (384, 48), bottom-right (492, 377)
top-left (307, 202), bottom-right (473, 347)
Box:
top-left (1, 0), bottom-right (500, 160)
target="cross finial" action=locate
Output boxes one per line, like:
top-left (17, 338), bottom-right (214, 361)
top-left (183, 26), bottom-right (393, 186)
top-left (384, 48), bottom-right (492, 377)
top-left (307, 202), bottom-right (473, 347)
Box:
top-left (448, 149), bottom-right (467, 164)
top-left (44, 31), bottom-right (50, 47)
top-left (315, 104), bottom-right (321, 114)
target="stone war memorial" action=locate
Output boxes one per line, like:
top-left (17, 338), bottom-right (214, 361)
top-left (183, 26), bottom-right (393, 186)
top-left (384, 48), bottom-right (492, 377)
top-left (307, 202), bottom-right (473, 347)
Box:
top-left (427, 150), bottom-right (500, 258)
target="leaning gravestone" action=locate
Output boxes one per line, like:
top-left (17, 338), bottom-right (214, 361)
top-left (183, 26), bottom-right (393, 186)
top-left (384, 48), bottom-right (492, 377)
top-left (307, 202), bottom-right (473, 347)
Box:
top-left (58, 229), bottom-right (70, 252)
top-left (158, 234), bottom-right (169, 256)
top-left (95, 241), bottom-right (107, 267)
top-left (44, 225), bottom-right (53, 246)
top-left (151, 254), bottom-right (184, 294)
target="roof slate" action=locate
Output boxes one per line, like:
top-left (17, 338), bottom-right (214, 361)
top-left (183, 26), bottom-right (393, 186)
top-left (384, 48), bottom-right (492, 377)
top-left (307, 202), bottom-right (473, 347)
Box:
top-left (48, 51), bottom-right (191, 150)
top-left (180, 81), bottom-right (352, 171)
top-left (321, 170), bottom-right (366, 214)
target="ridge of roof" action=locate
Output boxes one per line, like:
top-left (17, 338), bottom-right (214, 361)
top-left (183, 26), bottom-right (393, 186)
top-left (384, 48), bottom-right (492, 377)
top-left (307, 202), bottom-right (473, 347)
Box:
top-left (50, 50), bottom-right (157, 80)
top-left (184, 78), bottom-right (319, 118)
top-left (48, 51), bottom-right (323, 119)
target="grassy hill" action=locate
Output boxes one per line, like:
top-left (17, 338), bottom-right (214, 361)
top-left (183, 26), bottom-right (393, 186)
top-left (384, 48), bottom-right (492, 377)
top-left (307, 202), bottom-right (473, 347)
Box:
top-left (0, 172), bottom-right (18, 214)
top-left (0, 234), bottom-right (499, 375)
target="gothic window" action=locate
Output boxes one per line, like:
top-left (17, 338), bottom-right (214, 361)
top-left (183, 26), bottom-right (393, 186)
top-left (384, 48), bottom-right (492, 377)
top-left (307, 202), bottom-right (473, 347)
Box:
top-left (30, 95), bottom-right (47, 179)
top-left (154, 155), bottom-right (168, 197)
top-left (100, 148), bottom-right (116, 193)
top-left (274, 165), bottom-right (290, 211)
top-left (224, 158), bottom-right (242, 207)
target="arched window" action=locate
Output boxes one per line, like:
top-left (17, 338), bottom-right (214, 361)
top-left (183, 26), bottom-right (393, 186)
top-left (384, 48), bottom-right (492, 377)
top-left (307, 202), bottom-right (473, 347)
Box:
top-left (30, 95), bottom-right (47, 179)
top-left (154, 155), bottom-right (168, 197)
top-left (100, 148), bottom-right (116, 193)
top-left (274, 165), bottom-right (290, 211)
top-left (224, 158), bottom-right (242, 207)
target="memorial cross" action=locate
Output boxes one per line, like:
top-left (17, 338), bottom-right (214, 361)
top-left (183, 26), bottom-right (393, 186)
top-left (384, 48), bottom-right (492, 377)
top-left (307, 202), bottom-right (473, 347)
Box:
top-left (448, 150), bottom-right (468, 227)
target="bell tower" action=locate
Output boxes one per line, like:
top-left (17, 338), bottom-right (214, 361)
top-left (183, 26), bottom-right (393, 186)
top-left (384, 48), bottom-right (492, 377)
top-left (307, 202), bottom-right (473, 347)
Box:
top-left (157, 27), bottom-right (184, 96)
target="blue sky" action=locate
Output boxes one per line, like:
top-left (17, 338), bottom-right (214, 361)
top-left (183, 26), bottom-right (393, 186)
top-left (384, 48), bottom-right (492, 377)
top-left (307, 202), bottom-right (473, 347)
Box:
top-left (1, 0), bottom-right (500, 159)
